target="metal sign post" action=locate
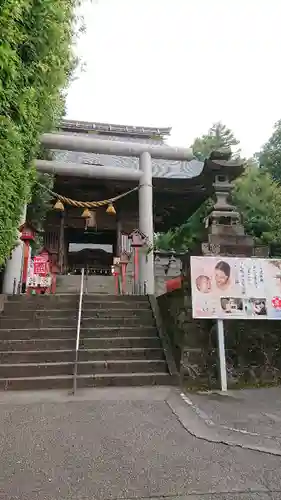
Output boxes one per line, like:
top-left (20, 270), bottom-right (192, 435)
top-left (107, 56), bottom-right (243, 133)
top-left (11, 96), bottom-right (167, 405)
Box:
top-left (216, 319), bottom-right (227, 392)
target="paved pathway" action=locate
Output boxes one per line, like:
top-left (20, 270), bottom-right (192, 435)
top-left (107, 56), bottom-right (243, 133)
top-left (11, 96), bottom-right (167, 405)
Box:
top-left (187, 387), bottom-right (281, 440)
top-left (1, 387), bottom-right (281, 499)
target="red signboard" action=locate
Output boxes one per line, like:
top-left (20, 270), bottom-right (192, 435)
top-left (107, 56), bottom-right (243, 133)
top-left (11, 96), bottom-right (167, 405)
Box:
top-left (34, 257), bottom-right (47, 276)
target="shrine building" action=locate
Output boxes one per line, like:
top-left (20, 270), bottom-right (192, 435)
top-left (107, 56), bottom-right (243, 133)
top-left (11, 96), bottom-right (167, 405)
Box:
top-left (3, 119), bottom-right (244, 295)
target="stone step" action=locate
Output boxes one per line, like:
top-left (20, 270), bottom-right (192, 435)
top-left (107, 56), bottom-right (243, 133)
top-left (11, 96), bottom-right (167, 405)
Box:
top-left (0, 336), bottom-right (161, 350)
top-left (6, 295), bottom-right (148, 306)
top-left (3, 300), bottom-right (151, 312)
top-left (0, 338), bottom-right (75, 351)
top-left (0, 326), bottom-right (157, 340)
top-left (80, 336), bottom-right (162, 349)
top-left (78, 360), bottom-right (168, 375)
top-left (56, 287), bottom-right (116, 295)
top-left (80, 317), bottom-right (154, 327)
top-left (0, 318), bottom-right (77, 329)
top-left (0, 362), bottom-right (74, 378)
top-left (80, 327), bottom-right (157, 338)
top-left (0, 373), bottom-right (177, 390)
top-left (0, 348), bottom-right (165, 364)
top-left (82, 301), bottom-right (150, 310)
top-left (0, 316), bottom-right (154, 328)
top-left (1, 310), bottom-right (77, 320)
top-left (56, 276), bottom-right (116, 294)
top-left (0, 350), bottom-right (75, 364)
top-left (77, 373), bottom-right (178, 388)
top-left (0, 309), bottom-right (153, 320)
top-left (0, 360), bottom-right (168, 378)
top-left (7, 295), bottom-right (79, 304)
top-left (82, 309), bottom-right (153, 319)
top-left (79, 348), bottom-right (164, 361)
top-left (0, 328), bottom-right (76, 340)
top-left (83, 295), bottom-right (148, 302)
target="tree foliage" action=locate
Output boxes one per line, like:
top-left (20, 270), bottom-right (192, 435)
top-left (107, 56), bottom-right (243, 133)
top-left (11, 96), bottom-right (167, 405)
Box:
top-left (233, 166), bottom-right (281, 244)
top-left (156, 123), bottom-right (240, 252)
top-left (192, 122), bottom-right (240, 160)
top-left (156, 121), bottom-right (281, 252)
top-left (258, 119), bottom-right (281, 183)
top-left (155, 200), bottom-right (212, 252)
top-left (0, 0), bottom-right (79, 265)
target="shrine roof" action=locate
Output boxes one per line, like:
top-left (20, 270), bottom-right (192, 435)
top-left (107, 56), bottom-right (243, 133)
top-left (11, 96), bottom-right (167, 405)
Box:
top-left (60, 119), bottom-right (171, 140)
top-left (49, 120), bottom-right (244, 230)
top-left (52, 120), bottom-right (243, 183)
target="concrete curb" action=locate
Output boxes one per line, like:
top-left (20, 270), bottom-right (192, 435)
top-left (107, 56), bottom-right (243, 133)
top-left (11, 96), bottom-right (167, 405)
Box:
top-left (166, 389), bottom-right (281, 456)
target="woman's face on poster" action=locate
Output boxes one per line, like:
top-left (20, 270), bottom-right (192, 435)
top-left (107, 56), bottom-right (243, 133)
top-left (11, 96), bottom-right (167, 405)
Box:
top-left (215, 269), bottom-right (229, 288)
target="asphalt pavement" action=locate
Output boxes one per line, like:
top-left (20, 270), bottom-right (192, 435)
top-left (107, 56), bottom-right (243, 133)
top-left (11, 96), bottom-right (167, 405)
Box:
top-left (1, 387), bottom-right (281, 499)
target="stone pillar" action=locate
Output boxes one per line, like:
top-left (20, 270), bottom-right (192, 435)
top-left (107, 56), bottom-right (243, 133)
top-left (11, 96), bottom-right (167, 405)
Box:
top-left (139, 152), bottom-right (154, 294)
top-left (3, 205), bottom-right (27, 294)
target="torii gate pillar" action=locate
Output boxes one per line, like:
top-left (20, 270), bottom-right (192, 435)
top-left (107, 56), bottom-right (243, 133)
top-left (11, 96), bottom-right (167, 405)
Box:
top-left (139, 152), bottom-right (154, 295)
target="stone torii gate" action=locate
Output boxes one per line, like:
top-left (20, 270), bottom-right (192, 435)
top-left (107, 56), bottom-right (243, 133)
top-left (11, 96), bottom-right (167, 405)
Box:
top-left (35, 133), bottom-right (193, 295)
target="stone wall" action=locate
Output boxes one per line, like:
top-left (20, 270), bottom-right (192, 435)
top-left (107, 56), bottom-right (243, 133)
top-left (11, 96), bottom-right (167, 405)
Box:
top-left (157, 286), bottom-right (281, 389)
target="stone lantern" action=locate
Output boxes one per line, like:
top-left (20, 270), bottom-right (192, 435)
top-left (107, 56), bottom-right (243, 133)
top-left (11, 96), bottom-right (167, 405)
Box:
top-left (202, 174), bottom-right (254, 257)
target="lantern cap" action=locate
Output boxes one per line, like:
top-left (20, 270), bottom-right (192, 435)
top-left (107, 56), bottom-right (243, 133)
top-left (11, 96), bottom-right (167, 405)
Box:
top-left (129, 229), bottom-right (147, 247)
top-left (19, 221), bottom-right (38, 233)
top-left (19, 221), bottom-right (37, 241)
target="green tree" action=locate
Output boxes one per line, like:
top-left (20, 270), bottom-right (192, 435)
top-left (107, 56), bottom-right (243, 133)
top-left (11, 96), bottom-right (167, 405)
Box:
top-left (233, 166), bottom-right (281, 244)
top-left (156, 122), bottom-right (281, 251)
top-left (258, 119), bottom-right (281, 183)
top-left (192, 122), bottom-right (240, 161)
top-left (0, 0), bottom-right (79, 265)
top-left (156, 123), bottom-right (240, 252)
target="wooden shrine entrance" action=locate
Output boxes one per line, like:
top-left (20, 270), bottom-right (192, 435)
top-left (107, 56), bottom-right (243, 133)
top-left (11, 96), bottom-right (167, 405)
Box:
top-left (66, 228), bottom-right (114, 276)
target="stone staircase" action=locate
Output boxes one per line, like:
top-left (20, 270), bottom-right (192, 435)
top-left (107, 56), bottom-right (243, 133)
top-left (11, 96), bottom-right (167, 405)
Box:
top-left (56, 275), bottom-right (116, 294)
top-left (0, 294), bottom-right (177, 390)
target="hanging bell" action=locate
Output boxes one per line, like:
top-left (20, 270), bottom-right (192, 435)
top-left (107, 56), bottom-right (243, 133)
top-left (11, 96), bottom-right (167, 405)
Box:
top-left (53, 199), bottom-right (64, 211)
top-left (81, 208), bottom-right (91, 219)
top-left (106, 203), bottom-right (116, 215)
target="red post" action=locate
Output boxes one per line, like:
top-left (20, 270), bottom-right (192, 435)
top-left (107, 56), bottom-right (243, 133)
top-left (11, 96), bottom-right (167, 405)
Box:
top-left (22, 241), bottom-right (30, 287)
top-left (19, 222), bottom-right (36, 293)
top-left (134, 247), bottom-right (139, 285)
top-left (114, 272), bottom-right (119, 294)
top-left (121, 263), bottom-right (126, 294)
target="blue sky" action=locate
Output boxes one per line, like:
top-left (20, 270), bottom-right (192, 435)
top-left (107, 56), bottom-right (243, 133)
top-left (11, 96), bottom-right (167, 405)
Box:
top-left (66, 0), bottom-right (281, 157)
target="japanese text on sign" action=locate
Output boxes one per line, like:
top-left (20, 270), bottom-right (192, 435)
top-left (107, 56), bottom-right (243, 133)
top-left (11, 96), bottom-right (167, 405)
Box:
top-left (191, 256), bottom-right (281, 320)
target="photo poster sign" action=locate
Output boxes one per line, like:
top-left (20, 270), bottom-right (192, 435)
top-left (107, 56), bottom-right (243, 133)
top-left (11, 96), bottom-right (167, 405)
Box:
top-left (190, 256), bottom-right (281, 320)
